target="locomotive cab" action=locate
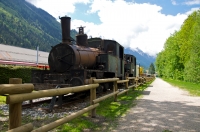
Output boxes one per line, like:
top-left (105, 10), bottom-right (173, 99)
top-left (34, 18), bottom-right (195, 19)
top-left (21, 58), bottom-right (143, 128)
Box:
top-left (88, 38), bottom-right (124, 79)
top-left (124, 54), bottom-right (136, 78)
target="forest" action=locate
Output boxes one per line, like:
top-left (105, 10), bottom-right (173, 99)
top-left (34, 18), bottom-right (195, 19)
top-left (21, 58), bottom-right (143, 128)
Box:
top-left (0, 0), bottom-right (77, 52)
top-left (155, 10), bottom-right (200, 83)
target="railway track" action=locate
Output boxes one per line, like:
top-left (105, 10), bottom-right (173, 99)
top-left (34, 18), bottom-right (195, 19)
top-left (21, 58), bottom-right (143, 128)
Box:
top-left (22, 89), bottom-right (114, 112)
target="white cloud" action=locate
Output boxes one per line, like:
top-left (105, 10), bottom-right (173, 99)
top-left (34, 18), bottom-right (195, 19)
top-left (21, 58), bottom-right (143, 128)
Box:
top-left (183, 0), bottom-right (200, 5)
top-left (171, 0), bottom-right (177, 5)
top-left (185, 7), bottom-right (200, 14)
top-left (26, 0), bottom-right (196, 56)
top-left (26, 0), bottom-right (91, 18)
top-left (71, 0), bottom-right (190, 56)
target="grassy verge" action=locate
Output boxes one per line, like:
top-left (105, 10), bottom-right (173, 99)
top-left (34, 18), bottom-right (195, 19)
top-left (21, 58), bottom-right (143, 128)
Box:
top-left (163, 78), bottom-right (200, 96)
top-left (0, 96), bottom-right (6, 105)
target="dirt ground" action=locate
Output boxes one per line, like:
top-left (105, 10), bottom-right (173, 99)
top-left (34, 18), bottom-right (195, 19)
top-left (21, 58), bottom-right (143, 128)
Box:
top-left (113, 78), bottom-right (200, 132)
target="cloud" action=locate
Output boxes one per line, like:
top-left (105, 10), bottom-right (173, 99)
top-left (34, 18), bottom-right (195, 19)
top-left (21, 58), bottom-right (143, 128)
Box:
top-left (183, 0), bottom-right (200, 5)
top-left (71, 0), bottom-right (190, 56)
top-left (26, 0), bottom-right (90, 18)
top-left (26, 0), bottom-right (195, 56)
top-left (185, 7), bottom-right (200, 14)
top-left (171, 0), bottom-right (177, 5)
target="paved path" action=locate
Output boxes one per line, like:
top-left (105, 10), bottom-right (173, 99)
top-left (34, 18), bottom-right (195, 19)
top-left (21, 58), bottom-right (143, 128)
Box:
top-left (113, 78), bottom-right (200, 132)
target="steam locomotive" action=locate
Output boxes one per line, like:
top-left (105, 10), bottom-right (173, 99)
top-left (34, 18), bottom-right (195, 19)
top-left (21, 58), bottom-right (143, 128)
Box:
top-left (31, 16), bottom-right (136, 91)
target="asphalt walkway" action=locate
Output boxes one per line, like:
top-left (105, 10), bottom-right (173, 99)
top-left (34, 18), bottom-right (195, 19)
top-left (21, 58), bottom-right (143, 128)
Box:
top-left (113, 78), bottom-right (200, 132)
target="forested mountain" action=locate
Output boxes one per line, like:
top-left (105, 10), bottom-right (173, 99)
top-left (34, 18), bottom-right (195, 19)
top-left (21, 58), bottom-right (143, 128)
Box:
top-left (0, 0), bottom-right (77, 52)
top-left (155, 10), bottom-right (200, 82)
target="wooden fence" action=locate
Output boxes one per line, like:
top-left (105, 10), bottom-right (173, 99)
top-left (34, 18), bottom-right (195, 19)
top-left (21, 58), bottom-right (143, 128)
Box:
top-left (0, 77), bottom-right (154, 132)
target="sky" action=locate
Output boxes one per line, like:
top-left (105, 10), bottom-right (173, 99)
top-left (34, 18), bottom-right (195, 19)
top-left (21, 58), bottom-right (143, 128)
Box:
top-left (26, 0), bottom-right (200, 56)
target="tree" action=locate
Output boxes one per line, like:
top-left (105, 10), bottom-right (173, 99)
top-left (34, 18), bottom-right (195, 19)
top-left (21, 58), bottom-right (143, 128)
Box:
top-left (148, 63), bottom-right (155, 74)
top-left (184, 15), bottom-right (200, 82)
top-left (155, 10), bottom-right (200, 82)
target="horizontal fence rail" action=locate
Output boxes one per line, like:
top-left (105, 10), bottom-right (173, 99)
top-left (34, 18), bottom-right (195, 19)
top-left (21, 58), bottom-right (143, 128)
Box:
top-left (93, 91), bottom-right (119, 104)
top-left (6, 84), bottom-right (99, 104)
top-left (117, 89), bottom-right (129, 96)
top-left (7, 123), bottom-right (33, 132)
top-left (93, 78), bottom-right (119, 83)
top-left (117, 80), bottom-right (129, 83)
top-left (0, 84), bottom-right (34, 95)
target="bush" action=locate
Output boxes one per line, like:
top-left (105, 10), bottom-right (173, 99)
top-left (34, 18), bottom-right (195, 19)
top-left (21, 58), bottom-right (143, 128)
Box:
top-left (0, 65), bottom-right (39, 84)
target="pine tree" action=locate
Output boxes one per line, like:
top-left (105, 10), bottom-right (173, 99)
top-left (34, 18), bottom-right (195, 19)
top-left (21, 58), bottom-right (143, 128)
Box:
top-left (148, 63), bottom-right (155, 74)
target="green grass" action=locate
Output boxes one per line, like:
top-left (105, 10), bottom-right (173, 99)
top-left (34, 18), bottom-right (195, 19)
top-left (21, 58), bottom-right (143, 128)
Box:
top-left (163, 78), bottom-right (200, 96)
top-left (56, 116), bottom-right (98, 132)
top-left (0, 96), bottom-right (6, 104)
top-left (55, 81), bottom-right (153, 132)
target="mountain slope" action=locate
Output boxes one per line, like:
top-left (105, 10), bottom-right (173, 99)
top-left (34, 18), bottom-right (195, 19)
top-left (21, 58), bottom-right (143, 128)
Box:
top-left (0, 0), bottom-right (63, 51)
top-left (124, 48), bottom-right (156, 69)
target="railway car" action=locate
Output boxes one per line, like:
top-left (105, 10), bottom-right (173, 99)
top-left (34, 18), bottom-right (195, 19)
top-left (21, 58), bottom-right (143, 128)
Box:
top-left (31, 16), bottom-right (136, 92)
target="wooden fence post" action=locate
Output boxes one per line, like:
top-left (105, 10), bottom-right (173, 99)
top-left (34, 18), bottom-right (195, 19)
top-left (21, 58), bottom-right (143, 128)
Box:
top-left (132, 79), bottom-right (135, 90)
top-left (90, 88), bottom-right (96, 117)
top-left (90, 77), bottom-right (97, 117)
top-left (9, 78), bottom-right (22, 130)
top-left (136, 78), bottom-right (138, 88)
top-left (114, 81), bottom-right (118, 102)
top-left (125, 81), bottom-right (128, 95)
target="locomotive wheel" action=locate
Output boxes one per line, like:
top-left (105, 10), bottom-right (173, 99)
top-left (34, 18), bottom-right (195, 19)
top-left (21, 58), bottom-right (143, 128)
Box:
top-left (70, 77), bottom-right (83, 86)
top-left (70, 77), bottom-right (89, 98)
top-left (96, 85), bottom-right (103, 94)
top-left (103, 82), bottom-right (113, 91)
top-left (32, 77), bottom-right (41, 83)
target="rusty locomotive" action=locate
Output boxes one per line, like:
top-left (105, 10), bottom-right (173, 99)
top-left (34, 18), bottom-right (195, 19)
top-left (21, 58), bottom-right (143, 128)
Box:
top-left (31, 16), bottom-right (136, 92)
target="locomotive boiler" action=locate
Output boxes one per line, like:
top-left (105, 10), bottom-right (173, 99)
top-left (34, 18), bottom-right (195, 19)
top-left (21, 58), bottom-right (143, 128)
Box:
top-left (48, 17), bottom-right (100, 73)
top-left (31, 16), bottom-right (136, 91)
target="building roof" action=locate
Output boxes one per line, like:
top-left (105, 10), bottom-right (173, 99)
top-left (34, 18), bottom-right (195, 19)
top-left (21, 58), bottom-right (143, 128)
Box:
top-left (0, 44), bottom-right (48, 65)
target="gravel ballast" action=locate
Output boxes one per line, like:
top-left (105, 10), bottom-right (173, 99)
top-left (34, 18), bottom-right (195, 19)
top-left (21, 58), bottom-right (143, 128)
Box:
top-left (113, 78), bottom-right (200, 132)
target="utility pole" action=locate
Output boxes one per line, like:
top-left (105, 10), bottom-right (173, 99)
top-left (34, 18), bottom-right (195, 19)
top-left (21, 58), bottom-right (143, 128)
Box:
top-left (36, 46), bottom-right (39, 65)
top-left (139, 63), bottom-right (140, 77)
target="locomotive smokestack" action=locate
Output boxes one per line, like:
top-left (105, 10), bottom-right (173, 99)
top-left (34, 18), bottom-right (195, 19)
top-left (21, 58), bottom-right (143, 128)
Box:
top-left (78, 26), bottom-right (84, 34)
top-left (60, 16), bottom-right (71, 43)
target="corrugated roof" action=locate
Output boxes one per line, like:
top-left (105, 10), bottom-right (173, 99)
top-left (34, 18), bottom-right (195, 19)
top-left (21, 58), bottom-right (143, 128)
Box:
top-left (0, 44), bottom-right (48, 64)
